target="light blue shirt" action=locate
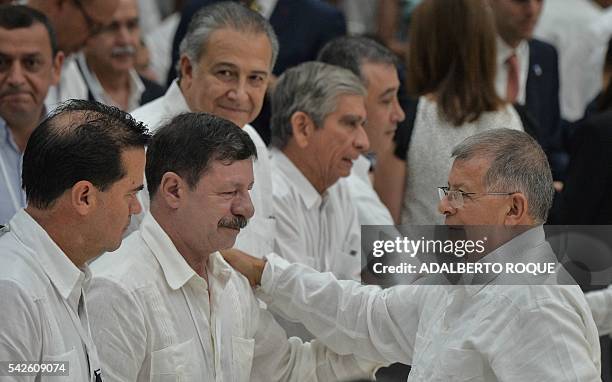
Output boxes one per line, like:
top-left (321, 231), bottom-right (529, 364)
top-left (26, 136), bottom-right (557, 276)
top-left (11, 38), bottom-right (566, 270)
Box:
top-left (0, 118), bottom-right (25, 224)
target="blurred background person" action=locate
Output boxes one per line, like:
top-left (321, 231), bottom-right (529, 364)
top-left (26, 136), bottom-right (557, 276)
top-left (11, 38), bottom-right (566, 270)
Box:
top-left (535, 0), bottom-right (612, 122)
top-left (0, 5), bottom-right (62, 224)
top-left (488, 0), bottom-right (567, 183)
top-left (376, 0), bottom-right (524, 225)
top-left (77, 0), bottom-right (164, 111)
top-left (376, 0), bottom-right (422, 57)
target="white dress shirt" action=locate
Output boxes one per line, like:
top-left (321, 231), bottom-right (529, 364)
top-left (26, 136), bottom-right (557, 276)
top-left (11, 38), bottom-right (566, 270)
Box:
top-left (495, 37), bottom-right (530, 105)
top-left (0, 210), bottom-right (102, 382)
top-left (130, 81), bottom-right (275, 257)
top-left (258, 226), bottom-right (601, 381)
top-left (45, 57), bottom-right (88, 112)
top-left (271, 148), bottom-right (362, 280)
top-left (534, 0), bottom-right (607, 121)
top-left (346, 154), bottom-right (394, 226)
top-left (75, 53), bottom-right (145, 112)
top-left (0, 119), bottom-right (25, 225)
top-left (88, 212), bottom-right (377, 382)
top-left (586, 285), bottom-right (612, 336)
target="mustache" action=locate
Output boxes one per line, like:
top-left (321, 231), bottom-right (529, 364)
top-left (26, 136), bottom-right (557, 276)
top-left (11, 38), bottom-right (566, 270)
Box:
top-left (111, 45), bottom-right (136, 57)
top-left (218, 215), bottom-right (248, 230)
top-left (0, 87), bottom-right (27, 97)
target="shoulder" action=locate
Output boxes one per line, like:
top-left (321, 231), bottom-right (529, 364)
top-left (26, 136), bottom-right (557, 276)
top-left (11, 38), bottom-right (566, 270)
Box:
top-left (0, 234), bottom-right (49, 299)
top-left (130, 96), bottom-right (168, 131)
top-left (90, 232), bottom-right (159, 291)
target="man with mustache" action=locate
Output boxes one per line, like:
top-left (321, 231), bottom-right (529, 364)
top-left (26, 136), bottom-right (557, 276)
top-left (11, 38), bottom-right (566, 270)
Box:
top-left (0, 98), bottom-right (149, 381)
top-left (76, 0), bottom-right (163, 111)
top-left (0, 5), bottom-right (63, 224)
top-left (87, 112), bottom-right (379, 382)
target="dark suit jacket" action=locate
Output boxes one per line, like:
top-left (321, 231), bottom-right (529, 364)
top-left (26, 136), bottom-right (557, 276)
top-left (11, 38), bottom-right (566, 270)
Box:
top-left (525, 39), bottom-right (567, 180)
top-left (167, 0), bottom-right (346, 83)
top-left (549, 110), bottom-right (612, 224)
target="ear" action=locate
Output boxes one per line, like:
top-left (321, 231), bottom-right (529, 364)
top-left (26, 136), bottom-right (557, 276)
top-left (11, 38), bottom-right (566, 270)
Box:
top-left (50, 51), bottom-right (65, 86)
top-left (158, 172), bottom-right (185, 209)
top-left (290, 111), bottom-right (316, 149)
top-left (179, 55), bottom-right (194, 87)
top-left (504, 192), bottom-right (530, 226)
top-left (71, 180), bottom-right (97, 216)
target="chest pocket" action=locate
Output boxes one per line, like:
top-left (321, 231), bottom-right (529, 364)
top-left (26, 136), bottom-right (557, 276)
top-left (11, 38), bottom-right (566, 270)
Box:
top-left (231, 336), bottom-right (255, 382)
top-left (150, 338), bottom-right (196, 382)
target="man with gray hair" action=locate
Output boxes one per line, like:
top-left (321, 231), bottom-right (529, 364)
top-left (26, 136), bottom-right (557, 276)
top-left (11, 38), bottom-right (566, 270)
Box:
top-left (317, 36), bottom-right (406, 226)
top-left (224, 128), bottom-right (601, 381)
top-left (130, 2), bottom-right (278, 256)
top-left (270, 61), bottom-right (369, 280)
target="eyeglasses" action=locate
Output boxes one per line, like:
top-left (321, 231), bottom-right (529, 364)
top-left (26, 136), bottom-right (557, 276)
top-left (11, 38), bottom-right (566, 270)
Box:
top-left (73, 0), bottom-right (106, 36)
top-left (437, 186), bottom-right (518, 209)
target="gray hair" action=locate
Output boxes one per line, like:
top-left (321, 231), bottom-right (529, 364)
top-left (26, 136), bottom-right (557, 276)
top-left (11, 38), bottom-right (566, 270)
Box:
top-left (317, 36), bottom-right (398, 85)
top-left (451, 129), bottom-right (554, 224)
top-left (270, 61), bottom-right (366, 149)
top-left (178, 2), bottom-right (279, 74)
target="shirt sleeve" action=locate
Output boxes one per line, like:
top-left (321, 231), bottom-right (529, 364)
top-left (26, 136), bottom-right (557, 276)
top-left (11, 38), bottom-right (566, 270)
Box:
top-left (257, 254), bottom-right (423, 365)
top-left (249, 302), bottom-right (382, 382)
top-left (86, 277), bottom-right (147, 382)
top-left (0, 281), bottom-right (41, 382)
top-left (586, 286), bottom-right (612, 336)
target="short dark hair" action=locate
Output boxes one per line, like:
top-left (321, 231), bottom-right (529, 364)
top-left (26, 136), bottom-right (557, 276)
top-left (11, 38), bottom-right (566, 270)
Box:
top-left (22, 99), bottom-right (150, 209)
top-left (317, 36), bottom-right (397, 83)
top-left (146, 112), bottom-right (258, 198)
top-left (0, 5), bottom-right (59, 56)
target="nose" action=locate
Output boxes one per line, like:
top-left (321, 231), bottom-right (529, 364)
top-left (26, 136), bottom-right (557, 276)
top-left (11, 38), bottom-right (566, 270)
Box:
top-left (354, 123), bottom-right (370, 153)
top-left (7, 62), bottom-right (25, 87)
top-left (438, 195), bottom-right (456, 217)
top-left (130, 193), bottom-right (143, 215)
top-left (226, 77), bottom-right (249, 105)
top-left (392, 98), bottom-right (406, 123)
top-left (232, 190), bottom-right (255, 220)
top-left (116, 24), bottom-right (131, 44)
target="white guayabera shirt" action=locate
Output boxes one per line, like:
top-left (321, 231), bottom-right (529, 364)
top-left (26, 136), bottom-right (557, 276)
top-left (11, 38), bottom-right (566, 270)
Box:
top-left (258, 226), bottom-right (602, 381)
top-left (87, 212), bottom-right (378, 382)
top-left (0, 210), bottom-right (102, 382)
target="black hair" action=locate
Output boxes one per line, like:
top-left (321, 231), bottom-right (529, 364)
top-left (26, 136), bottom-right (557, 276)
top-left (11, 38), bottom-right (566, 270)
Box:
top-left (22, 99), bottom-right (151, 209)
top-left (146, 112), bottom-right (257, 198)
top-left (0, 5), bottom-right (59, 56)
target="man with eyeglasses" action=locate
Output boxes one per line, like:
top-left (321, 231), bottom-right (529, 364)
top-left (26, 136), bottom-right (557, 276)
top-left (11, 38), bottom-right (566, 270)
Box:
top-left (76, 0), bottom-right (163, 111)
top-left (223, 129), bottom-right (601, 381)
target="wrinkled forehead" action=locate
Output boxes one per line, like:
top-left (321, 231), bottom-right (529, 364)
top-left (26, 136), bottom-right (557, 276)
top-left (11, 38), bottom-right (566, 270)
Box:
top-left (0, 24), bottom-right (53, 56)
top-left (448, 157), bottom-right (492, 190)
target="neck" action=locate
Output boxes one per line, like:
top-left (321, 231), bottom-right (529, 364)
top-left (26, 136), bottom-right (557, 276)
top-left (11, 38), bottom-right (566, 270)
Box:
top-left (152, 207), bottom-right (211, 279)
top-left (501, 35), bottom-right (522, 50)
top-left (282, 147), bottom-right (332, 195)
top-left (25, 206), bottom-right (93, 268)
top-left (4, 111), bottom-right (42, 152)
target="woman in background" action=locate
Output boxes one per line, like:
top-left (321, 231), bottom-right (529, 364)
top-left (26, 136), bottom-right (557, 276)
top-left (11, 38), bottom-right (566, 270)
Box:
top-left (376, 0), bottom-right (524, 224)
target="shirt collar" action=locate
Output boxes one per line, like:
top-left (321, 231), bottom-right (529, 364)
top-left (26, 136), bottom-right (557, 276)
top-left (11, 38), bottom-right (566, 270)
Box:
top-left (140, 212), bottom-right (197, 290)
top-left (164, 80), bottom-right (191, 117)
top-left (256, 0), bottom-right (278, 18)
top-left (78, 53), bottom-right (145, 111)
top-left (464, 225), bottom-right (551, 295)
top-left (271, 148), bottom-right (322, 209)
top-left (8, 209), bottom-right (85, 301)
top-left (496, 36), bottom-right (529, 64)
top-left (139, 212), bottom-right (232, 290)
top-left (352, 155), bottom-right (371, 183)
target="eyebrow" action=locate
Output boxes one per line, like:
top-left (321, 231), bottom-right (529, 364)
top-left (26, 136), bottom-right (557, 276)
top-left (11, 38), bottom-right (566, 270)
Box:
top-left (339, 114), bottom-right (365, 125)
top-left (379, 88), bottom-right (398, 98)
top-left (213, 62), bottom-right (269, 76)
